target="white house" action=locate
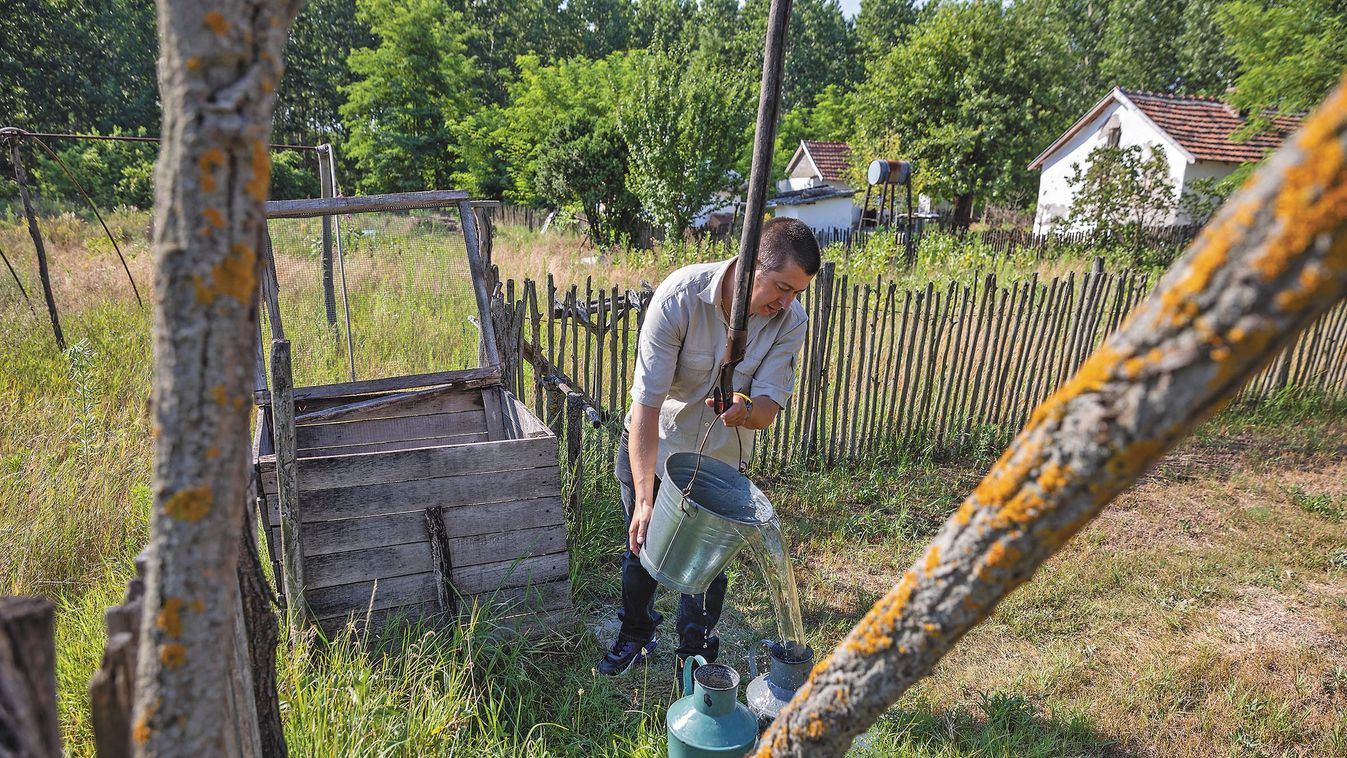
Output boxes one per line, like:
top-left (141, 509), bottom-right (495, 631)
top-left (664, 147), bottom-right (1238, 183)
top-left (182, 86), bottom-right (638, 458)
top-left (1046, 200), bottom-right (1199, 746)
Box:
top-left (1029, 88), bottom-right (1301, 234)
top-left (768, 140), bottom-right (860, 231)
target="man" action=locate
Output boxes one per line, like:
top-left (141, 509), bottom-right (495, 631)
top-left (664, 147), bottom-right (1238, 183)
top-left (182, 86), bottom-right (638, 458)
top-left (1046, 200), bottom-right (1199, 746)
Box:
top-left (598, 217), bottom-right (820, 678)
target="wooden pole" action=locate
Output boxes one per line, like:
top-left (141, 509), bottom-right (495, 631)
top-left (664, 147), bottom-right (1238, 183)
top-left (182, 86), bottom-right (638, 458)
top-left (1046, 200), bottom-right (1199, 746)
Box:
top-left (317, 145), bottom-right (337, 328)
top-left (269, 340), bottom-right (306, 631)
top-left (8, 140), bottom-right (64, 350)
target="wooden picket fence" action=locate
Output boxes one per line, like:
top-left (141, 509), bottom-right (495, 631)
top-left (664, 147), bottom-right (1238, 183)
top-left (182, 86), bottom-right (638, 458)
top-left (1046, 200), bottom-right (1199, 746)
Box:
top-left (492, 262), bottom-right (1347, 475)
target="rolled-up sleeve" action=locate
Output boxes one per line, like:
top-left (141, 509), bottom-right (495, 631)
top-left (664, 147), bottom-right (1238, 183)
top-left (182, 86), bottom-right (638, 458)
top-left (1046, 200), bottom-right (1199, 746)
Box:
top-left (629, 291), bottom-right (684, 408)
top-left (749, 315), bottom-right (807, 411)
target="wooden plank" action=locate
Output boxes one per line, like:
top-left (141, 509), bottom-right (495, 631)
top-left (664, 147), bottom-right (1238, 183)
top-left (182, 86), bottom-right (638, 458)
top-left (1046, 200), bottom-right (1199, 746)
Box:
top-left (315, 601), bottom-right (441, 638)
top-left (266, 466), bottom-right (562, 524)
top-left (459, 199), bottom-right (500, 368)
top-left (265, 190), bottom-right (470, 219)
top-left (258, 435), bottom-right (556, 493)
top-left (287, 366), bottom-right (501, 404)
top-left (306, 554), bottom-right (570, 620)
top-left (278, 503), bottom-right (566, 557)
top-left (297, 410), bottom-right (486, 449)
top-left (308, 573), bottom-right (438, 619)
top-left (504, 392), bottom-right (552, 439)
top-left (299, 432), bottom-right (490, 459)
top-left (293, 382), bottom-right (485, 423)
top-left (306, 542), bottom-right (433, 590)
top-left (0, 597), bottom-right (60, 758)
top-left (469, 579), bottom-right (572, 618)
top-left (482, 387), bottom-right (506, 441)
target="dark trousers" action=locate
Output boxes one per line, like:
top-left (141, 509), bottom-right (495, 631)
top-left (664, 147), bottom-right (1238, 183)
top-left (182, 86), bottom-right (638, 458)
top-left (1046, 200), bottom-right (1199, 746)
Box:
top-left (616, 432), bottom-right (728, 661)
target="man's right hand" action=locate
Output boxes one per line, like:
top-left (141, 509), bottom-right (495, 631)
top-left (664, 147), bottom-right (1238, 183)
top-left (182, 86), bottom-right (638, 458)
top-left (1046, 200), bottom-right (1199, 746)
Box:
top-left (629, 502), bottom-right (653, 555)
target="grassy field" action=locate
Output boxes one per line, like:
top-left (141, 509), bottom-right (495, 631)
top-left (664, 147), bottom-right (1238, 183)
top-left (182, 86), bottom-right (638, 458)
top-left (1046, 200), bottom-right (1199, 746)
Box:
top-left (3, 210), bottom-right (1345, 756)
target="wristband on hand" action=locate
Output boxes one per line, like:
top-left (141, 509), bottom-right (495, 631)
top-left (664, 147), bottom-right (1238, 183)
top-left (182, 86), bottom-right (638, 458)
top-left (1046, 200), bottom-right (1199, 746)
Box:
top-left (733, 392), bottom-right (753, 415)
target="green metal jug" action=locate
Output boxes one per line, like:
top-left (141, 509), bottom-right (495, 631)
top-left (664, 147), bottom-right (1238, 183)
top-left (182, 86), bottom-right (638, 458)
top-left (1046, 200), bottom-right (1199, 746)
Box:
top-left (667, 656), bottom-right (758, 758)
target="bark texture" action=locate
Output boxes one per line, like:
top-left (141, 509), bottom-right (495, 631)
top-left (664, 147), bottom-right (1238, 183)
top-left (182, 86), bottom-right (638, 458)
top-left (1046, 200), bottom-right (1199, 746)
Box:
top-left (0, 597), bottom-right (60, 757)
top-left (754, 76), bottom-right (1347, 757)
top-left (132, 1), bottom-right (300, 755)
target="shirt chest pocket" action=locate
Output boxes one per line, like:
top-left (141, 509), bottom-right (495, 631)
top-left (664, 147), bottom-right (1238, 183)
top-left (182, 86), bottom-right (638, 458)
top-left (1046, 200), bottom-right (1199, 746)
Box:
top-left (733, 343), bottom-right (770, 387)
top-left (674, 349), bottom-right (717, 391)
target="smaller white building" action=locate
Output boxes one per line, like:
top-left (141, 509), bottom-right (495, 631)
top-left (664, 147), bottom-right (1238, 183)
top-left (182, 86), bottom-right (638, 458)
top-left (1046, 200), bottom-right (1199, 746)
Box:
top-left (769, 140), bottom-right (859, 231)
top-left (1029, 88), bottom-right (1301, 234)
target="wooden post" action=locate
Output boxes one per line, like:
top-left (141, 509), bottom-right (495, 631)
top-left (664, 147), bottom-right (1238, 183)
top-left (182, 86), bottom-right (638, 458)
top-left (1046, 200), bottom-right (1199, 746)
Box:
top-left (565, 392), bottom-right (584, 526)
top-left (460, 199), bottom-right (500, 368)
top-left (269, 339), bottom-right (306, 630)
top-left (238, 491), bottom-right (286, 758)
top-left (90, 552), bottom-right (146, 758)
top-left (317, 144), bottom-right (337, 328)
top-left (8, 139), bottom-right (64, 351)
top-left (0, 596), bottom-right (60, 757)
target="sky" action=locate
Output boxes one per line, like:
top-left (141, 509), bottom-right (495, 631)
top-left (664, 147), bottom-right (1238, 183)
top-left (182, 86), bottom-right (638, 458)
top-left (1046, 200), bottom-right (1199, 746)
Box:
top-left (840, 0), bottom-right (862, 19)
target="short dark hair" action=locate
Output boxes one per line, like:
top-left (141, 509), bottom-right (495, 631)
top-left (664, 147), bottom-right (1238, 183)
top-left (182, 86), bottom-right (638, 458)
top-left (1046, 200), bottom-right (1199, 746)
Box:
top-left (758, 217), bottom-right (821, 275)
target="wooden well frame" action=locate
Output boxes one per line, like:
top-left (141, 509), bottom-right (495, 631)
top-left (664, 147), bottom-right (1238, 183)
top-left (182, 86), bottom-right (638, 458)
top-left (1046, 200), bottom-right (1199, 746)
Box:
top-left (250, 191), bottom-right (572, 636)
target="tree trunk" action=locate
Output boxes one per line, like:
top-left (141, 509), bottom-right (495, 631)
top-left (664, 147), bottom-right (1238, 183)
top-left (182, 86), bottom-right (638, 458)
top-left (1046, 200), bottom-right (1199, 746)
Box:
top-left (132, 1), bottom-right (301, 756)
top-left (951, 194), bottom-right (974, 229)
top-left (754, 75), bottom-right (1347, 757)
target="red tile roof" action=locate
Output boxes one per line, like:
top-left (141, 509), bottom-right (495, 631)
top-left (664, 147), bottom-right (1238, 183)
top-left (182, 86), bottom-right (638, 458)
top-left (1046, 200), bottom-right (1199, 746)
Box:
top-left (1121, 89), bottom-right (1302, 163)
top-left (802, 141), bottom-right (851, 182)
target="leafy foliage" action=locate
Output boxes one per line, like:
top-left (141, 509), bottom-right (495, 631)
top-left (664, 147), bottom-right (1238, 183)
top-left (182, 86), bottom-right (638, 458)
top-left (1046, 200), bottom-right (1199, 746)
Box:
top-left (1217, 0), bottom-right (1347, 123)
top-left (1065, 145), bottom-right (1178, 247)
top-left (339, 0), bottom-right (480, 194)
top-left (618, 48), bottom-right (751, 236)
top-left (855, 0), bottom-right (1072, 223)
top-left (534, 115), bottom-right (641, 250)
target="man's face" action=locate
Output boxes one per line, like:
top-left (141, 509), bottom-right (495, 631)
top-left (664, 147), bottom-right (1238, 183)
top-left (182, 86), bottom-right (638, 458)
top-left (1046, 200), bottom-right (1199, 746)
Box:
top-left (750, 261), bottom-right (814, 317)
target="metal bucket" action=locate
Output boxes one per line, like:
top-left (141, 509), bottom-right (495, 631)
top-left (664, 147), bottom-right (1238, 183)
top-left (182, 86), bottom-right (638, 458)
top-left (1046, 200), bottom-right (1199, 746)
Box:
top-left (640, 452), bottom-right (774, 595)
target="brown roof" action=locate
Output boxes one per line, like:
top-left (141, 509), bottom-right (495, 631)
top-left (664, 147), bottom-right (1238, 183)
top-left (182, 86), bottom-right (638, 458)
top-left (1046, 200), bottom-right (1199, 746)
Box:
top-left (1121, 89), bottom-right (1301, 163)
top-left (802, 141), bottom-right (851, 182)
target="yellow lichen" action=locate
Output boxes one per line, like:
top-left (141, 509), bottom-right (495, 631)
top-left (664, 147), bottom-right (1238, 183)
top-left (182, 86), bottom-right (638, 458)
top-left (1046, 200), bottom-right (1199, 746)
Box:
top-left (198, 148), bottom-right (226, 194)
top-left (186, 56), bottom-right (202, 71)
top-left (156, 597), bottom-right (185, 638)
top-left (923, 546), bottom-right (940, 577)
top-left (132, 699), bottom-right (158, 746)
top-left (159, 643), bottom-right (187, 669)
top-left (206, 446), bottom-right (220, 459)
top-left (923, 623), bottom-right (941, 637)
top-left (845, 570), bottom-right (916, 656)
top-left (164, 486), bottom-right (211, 521)
top-left (245, 140), bottom-right (271, 202)
top-left (806, 714), bottom-right (826, 739)
top-left (1036, 462), bottom-right (1069, 495)
top-left (194, 244), bottom-right (257, 306)
top-left (977, 540), bottom-right (1024, 581)
top-left (203, 206), bottom-right (225, 230)
top-left (203, 11), bottom-right (229, 34)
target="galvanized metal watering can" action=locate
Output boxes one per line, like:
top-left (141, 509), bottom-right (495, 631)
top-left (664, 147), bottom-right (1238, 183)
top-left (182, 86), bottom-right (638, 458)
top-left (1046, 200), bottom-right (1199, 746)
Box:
top-left (667, 655), bottom-right (758, 758)
top-left (746, 640), bottom-right (815, 729)
top-left (641, 452), bottom-right (775, 595)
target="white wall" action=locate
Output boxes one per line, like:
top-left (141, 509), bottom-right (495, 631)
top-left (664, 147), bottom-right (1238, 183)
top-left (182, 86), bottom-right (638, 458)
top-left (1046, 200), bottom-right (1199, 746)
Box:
top-left (1175, 160), bottom-right (1240, 224)
top-left (774, 196), bottom-right (858, 231)
top-left (1032, 98), bottom-right (1190, 234)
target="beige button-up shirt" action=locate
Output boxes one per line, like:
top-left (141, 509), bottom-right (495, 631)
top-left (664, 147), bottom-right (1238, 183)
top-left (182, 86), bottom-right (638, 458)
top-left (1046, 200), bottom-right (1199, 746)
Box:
top-left (627, 259), bottom-right (808, 478)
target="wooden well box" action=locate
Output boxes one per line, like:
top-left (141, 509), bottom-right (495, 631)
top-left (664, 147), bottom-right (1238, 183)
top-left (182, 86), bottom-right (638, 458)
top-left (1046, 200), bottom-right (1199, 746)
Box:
top-left (250, 192), bottom-right (572, 636)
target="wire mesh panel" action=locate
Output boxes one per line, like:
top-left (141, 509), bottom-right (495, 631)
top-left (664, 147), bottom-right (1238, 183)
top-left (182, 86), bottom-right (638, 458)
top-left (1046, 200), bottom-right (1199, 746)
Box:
top-left (261, 206), bottom-right (483, 388)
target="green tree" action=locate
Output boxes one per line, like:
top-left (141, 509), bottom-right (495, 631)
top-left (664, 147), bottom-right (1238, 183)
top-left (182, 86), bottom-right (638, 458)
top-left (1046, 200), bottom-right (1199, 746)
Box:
top-left (633, 0), bottom-right (696, 50)
top-left (571, 0), bottom-right (637, 59)
top-left (619, 48), bottom-right (752, 235)
top-left (1017, 0), bottom-right (1112, 113)
top-left (738, 0), bottom-right (860, 111)
top-left (535, 114), bottom-right (641, 250)
top-left (340, 0), bottom-right (480, 193)
top-left (1218, 0), bottom-right (1347, 122)
top-left (1065, 144), bottom-right (1178, 247)
top-left (274, 0), bottom-right (374, 147)
top-left (451, 0), bottom-right (580, 104)
top-left (1099, 0), bottom-right (1186, 93)
top-left (0, 0), bottom-right (158, 133)
top-left (460, 52), bottom-right (637, 206)
top-left (855, 0), bottom-right (919, 63)
top-left (854, 0), bottom-right (1072, 224)
top-left (1176, 0), bottom-right (1240, 95)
